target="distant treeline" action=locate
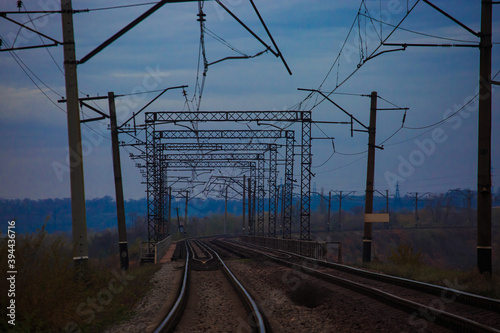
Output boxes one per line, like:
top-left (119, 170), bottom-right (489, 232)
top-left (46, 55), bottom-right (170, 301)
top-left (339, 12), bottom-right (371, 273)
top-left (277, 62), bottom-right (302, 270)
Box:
top-left (0, 189), bottom-right (494, 234)
top-left (0, 196), bottom-right (242, 234)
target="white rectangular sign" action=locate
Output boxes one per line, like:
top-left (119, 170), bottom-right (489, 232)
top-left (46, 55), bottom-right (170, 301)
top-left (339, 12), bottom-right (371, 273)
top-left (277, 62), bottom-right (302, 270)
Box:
top-left (364, 213), bottom-right (390, 223)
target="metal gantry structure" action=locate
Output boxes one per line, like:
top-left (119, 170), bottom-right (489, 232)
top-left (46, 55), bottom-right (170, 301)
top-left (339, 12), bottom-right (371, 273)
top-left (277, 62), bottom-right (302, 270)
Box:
top-left (124, 109), bottom-right (313, 254)
top-left (149, 110), bottom-right (311, 238)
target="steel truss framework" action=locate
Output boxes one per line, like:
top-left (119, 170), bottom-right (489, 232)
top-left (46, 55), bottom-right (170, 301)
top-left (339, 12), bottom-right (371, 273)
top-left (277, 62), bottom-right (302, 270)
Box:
top-left (149, 130), bottom-right (291, 239)
top-left (160, 152), bottom-right (266, 237)
top-left (155, 143), bottom-right (280, 236)
top-left (162, 160), bottom-right (258, 235)
top-left (146, 110), bottom-right (312, 240)
top-left (158, 143), bottom-right (280, 151)
top-left (144, 110), bottom-right (311, 246)
top-left (162, 158), bottom-right (260, 234)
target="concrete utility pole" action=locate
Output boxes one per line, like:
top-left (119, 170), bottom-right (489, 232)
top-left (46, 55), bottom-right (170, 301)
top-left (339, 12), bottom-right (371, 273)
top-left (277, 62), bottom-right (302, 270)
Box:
top-left (394, 0), bottom-right (495, 275)
top-left (224, 185), bottom-right (228, 235)
top-left (108, 92), bottom-right (129, 270)
top-left (385, 190), bottom-right (389, 213)
top-left (253, 179), bottom-right (257, 234)
top-left (61, 0), bottom-right (88, 266)
top-left (280, 185), bottom-right (285, 236)
top-left (168, 187), bottom-right (172, 235)
top-left (363, 91), bottom-right (378, 263)
top-left (184, 190), bottom-right (189, 234)
top-left (338, 191), bottom-right (343, 230)
top-left (176, 207), bottom-right (181, 234)
top-left (248, 177), bottom-right (252, 235)
top-left (327, 191), bottom-right (332, 233)
top-left (242, 174), bottom-right (246, 235)
top-left (408, 192), bottom-right (430, 227)
top-left (477, 0), bottom-right (492, 275)
top-left (336, 190), bottom-right (356, 230)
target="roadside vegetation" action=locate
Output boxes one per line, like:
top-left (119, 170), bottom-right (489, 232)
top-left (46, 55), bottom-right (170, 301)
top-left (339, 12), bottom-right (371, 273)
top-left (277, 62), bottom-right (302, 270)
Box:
top-left (357, 242), bottom-right (500, 299)
top-left (0, 221), bottom-right (160, 333)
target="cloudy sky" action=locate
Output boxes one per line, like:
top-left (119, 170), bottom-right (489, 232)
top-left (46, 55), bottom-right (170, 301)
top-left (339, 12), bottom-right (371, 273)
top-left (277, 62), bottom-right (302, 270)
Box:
top-left (0, 0), bottom-right (499, 200)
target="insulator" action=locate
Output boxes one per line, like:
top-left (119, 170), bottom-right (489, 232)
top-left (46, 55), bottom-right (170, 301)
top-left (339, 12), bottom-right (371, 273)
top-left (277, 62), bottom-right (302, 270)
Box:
top-left (17, 1), bottom-right (22, 9)
top-left (197, 11), bottom-right (206, 22)
top-left (0, 39), bottom-right (2, 48)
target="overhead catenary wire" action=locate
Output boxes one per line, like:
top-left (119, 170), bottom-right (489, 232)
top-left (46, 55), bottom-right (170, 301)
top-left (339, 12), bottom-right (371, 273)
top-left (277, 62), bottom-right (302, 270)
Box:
top-left (75, 2), bottom-right (161, 13)
top-left (316, 155), bottom-right (367, 174)
top-left (402, 69), bottom-right (500, 130)
top-left (358, 12), bottom-right (479, 44)
top-left (2, 5), bottom-right (113, 133)
top-left (305, 0), bottom-right (422, 112)
top-left (2, 36), bottom-right (112, 140)
top-left (20, 4), bottom-right (64, 76)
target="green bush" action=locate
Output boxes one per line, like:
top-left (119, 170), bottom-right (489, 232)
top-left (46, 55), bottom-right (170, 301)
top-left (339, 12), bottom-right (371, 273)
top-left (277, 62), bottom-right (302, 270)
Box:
top-left (388, 243), bottom-right (424, 266)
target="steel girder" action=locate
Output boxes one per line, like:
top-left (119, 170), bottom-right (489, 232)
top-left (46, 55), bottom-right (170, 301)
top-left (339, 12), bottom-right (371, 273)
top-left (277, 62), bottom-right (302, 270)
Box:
top-left (283, 131), bottom-right (294, 239)
top-left (164, 160), bottom-right (256, 169)
top-left (268, 145), bottom-right (278, 237)
top-left (146, 110), bottom-right (303, 123)
top-left (145, 122), bottom-right (159, 252)
top-left (159, 153), bottom-right (264, 161)
top-left (156, 130), bottom-right (285, 140)
top-left (301, 113), bottom-right (312, 240)
top-left (158, 164), bottom-right (168, 240)
top-left (256, 158), bottom-right (265, 236)
top-left (158, 143), bottom-right (278, 151)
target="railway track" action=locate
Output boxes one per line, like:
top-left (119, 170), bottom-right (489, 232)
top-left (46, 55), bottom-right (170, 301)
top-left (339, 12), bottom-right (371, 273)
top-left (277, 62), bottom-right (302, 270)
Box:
top-left (154, 239), bottom-right (269, 333)
top-left (216, 238), bottom-right (500, 333)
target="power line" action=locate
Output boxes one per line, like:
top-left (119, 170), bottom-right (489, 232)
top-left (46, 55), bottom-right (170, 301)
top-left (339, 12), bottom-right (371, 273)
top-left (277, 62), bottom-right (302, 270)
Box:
top-left (0, 34), bottom-right (111, 140)
top-left (75, 2), bottom-right (161, 13)
top-left (316, 2), bottom-right (363, 93)
top-left (307, 0), bottom-right (422, 111)
top-left (19, 4), bottom-right (64, 77)
top-left (358, 12), bottom-right (478, 44)
top-left (0, 33), bottom-right (66, 112)
top-left (316, 155), bottom-right (366, 174)
top-left (402, 69), bottom-right (500, 130)
top-left (378, 126), bottom-right (403, 145)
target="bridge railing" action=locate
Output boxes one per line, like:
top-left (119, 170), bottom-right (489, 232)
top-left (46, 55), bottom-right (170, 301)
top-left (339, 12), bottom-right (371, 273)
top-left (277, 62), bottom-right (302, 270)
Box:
top-left (140, 235), bottom-right (172, 264)
top-left (155, 236), bottom-right (172, 263)
top-left (240, 235), bottom-right (333, 261)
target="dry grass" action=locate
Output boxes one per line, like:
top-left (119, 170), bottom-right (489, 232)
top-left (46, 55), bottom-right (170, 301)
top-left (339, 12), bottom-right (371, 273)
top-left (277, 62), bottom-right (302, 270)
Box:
top-left (0, 226), bottom-right (160, 332)
top-left (360, 245), bottom-right (500, 300)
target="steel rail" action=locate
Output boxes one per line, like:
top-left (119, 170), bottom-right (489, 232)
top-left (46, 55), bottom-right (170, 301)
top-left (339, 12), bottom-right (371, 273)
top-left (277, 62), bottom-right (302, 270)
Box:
top-left (155, 240), bottom-right (267, 332)
top-left (237, 240), bottom-right (500, 313)
top-left (200, 241), bottom-right (267, 333)
top-left (222, 239), bottom-right (500, 332)
top-left (154, 241), bottom-right (190, 333)
top-left (189, 239), bottom-right (213, 263)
